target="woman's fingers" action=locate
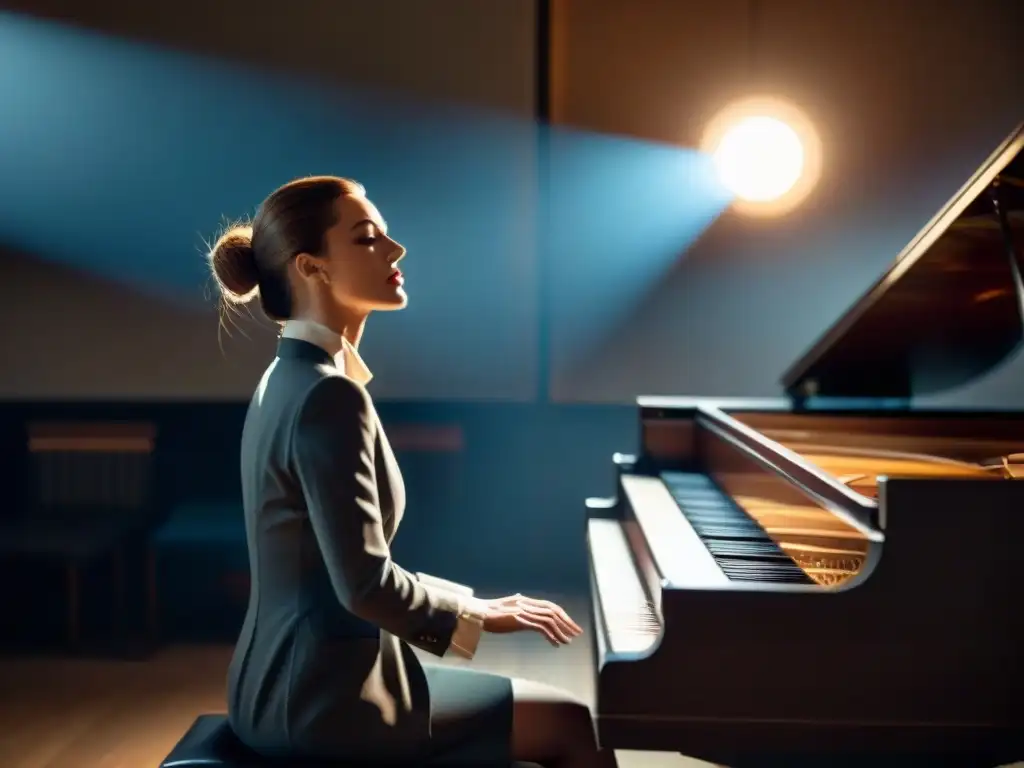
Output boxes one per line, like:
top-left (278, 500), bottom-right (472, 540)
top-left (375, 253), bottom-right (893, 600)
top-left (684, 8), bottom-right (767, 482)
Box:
top-left (544, 600), bottom-right (583, 635)
top-left (518, 598), bottom-right (583, 638)
top-left (491, 595), bottom-right (584, 645)
top-left (515, 613), bottom-right (561, 646)
top-left (517, 604), bottom-right (574, 644)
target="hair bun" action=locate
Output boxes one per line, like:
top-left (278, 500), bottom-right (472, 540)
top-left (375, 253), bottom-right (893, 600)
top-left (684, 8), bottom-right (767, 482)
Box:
top-left (209, 225), bottom-right (259, 303)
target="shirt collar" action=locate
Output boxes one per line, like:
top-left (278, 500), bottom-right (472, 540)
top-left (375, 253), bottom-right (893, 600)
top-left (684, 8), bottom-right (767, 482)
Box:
top-left (280, 319), bottom-right (373, 385)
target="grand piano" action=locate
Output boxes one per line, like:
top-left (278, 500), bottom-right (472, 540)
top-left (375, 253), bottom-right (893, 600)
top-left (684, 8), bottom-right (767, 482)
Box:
top-left (586, 124), bottom-right (1024, 767)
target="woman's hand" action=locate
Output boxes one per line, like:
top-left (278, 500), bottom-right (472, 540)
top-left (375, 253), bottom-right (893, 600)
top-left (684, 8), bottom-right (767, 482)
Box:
top-left (480, 594), bottom-right (583, 646)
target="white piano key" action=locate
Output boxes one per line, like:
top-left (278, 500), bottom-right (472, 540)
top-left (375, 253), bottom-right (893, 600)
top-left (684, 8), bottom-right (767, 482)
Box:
top-left (588, 519), bottom-right (661, 655)
top-left (621, 474), bottom-right (730, 589)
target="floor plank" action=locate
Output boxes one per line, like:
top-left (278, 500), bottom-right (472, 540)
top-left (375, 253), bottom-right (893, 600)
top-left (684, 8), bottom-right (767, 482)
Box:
top-left (0, 595), bottom-right (1016, 768)
top-left (0, 640), bottom-right (708, 768)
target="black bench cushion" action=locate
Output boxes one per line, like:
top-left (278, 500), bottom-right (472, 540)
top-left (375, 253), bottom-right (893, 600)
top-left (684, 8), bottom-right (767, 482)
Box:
top-left (160, 714), bottom-right (542, 767)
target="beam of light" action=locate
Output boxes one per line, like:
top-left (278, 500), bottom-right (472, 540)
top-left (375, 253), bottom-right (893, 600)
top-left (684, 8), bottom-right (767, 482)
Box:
top-left (701, 96), bottom-right (822, 217)
top-left (0, 11), bottom-right (736, 403)
top-left (0, 12), bottom-right (541, 401)
top-left (545, 128), bottom-right (732, 376)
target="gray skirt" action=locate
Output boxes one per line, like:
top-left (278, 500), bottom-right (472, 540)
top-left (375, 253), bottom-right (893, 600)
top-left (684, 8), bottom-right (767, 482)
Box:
top-left (423, 665), bottom-right (514, 765)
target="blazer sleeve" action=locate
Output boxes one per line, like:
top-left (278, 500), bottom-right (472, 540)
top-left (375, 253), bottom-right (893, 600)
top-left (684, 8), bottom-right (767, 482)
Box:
top-left (415, 572), bottom-right (475, 598)
top-left (415, 573), bottom-right (484, 660)
top-left (292, 374), bottom-right (460, 657)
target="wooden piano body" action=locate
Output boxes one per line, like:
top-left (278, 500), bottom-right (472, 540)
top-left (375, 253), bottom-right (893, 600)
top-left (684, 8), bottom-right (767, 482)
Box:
top-left (586, 124), bottom-right (1024, 766)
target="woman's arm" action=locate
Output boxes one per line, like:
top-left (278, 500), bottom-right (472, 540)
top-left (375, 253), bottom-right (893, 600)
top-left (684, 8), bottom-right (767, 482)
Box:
top-left (292, 374), bottom-right (482, 658)
top-left (415, 572), bottom-right (474, 598)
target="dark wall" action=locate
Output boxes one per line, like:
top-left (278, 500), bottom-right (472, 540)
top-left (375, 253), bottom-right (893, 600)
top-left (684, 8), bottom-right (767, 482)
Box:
top-left (0, 0), bottom-right (536, 110)
top-left (0, 399), bottom-right (635, 642)
top-left (548, 0), bottom-right (1024, 407)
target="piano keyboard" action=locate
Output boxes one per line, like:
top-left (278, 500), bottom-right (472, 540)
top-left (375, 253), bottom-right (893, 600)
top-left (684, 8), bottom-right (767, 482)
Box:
top-left (660, 471), bottom-right (815, 585)
top-left (587, 518), bottom-right (661, 655)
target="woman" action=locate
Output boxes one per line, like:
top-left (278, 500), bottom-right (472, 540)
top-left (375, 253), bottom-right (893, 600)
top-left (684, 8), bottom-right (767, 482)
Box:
top-left (208, 176), bottom-right (617, 767)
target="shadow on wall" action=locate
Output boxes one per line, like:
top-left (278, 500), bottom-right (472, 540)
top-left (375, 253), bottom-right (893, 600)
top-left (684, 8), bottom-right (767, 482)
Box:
top-left (0, 0), bottom-right (536, 114)
top-left (0, 248), bottom-right (277, 400)
top-left (0, 8), bottom-right (540, 402)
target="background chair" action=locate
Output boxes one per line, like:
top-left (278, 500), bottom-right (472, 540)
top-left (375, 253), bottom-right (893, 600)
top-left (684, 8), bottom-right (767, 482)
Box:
top-left (0, 420), bottom-right (158, 651)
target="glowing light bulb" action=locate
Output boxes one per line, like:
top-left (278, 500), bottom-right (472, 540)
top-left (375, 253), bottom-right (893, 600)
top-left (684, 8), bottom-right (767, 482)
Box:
top-left (700, 97), bottom-right (821, 216)
top-left (712, 115), bottom-right (805, 203)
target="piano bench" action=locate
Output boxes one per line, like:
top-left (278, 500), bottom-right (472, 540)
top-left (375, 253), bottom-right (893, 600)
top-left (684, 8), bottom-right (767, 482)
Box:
top-left (160, 714), bottom-right (542, 767)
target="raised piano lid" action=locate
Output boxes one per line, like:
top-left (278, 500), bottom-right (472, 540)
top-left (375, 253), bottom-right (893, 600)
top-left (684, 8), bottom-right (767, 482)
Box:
top-left (781, 123), bottom-right (1024, 401)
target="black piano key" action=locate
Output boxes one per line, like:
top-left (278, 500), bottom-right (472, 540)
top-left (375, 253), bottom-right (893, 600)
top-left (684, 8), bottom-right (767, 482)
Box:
top-left (666, 494), bottom-right (725, 505)
top-left (683, 508), bottom-right (757, 520)
top-left (720, 559), bottom-right (814, 584)
top-left (688, 519), bottom-right (765, 531)
top-left (659, 471), bottom-right (816, 586)
top-left (731, 572), bottom-right (810, 583)
top-left (716, 557), bottom-right (807, 572)
top-left (681, 508), bottom-right (758, 521)
top-left (719, 562), bottom-right (805, 576)
top-left (704, 536), bottom-right (774, 548)
top-left (704, 541), bottom-right (793, 560)
top-left (661, 471), bottom-right (713, 488)
top-left (688, 527), bottom-right (768, 539)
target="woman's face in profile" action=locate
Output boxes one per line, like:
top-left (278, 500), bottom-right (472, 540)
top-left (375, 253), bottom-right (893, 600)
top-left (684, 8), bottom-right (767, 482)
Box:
top-left (316, 193), bottom-right (408, 313)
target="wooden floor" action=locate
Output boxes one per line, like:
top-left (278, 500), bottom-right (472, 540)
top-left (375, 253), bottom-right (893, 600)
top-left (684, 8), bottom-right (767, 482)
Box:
top-left (0, 639), bottom-right (702, 768)
top-left (0, 601), bottom-right (1017, 768)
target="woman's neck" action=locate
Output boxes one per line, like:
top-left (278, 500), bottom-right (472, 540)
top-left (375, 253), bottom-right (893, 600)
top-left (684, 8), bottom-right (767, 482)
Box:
top-left (292, 308), bottom-right (368, 349)
top-left (340, 318), bottom-right (367, 348)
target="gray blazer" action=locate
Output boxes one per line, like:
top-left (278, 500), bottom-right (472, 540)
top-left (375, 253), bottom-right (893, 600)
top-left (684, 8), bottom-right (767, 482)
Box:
top-left (227, 337), bottom-right (465, 761)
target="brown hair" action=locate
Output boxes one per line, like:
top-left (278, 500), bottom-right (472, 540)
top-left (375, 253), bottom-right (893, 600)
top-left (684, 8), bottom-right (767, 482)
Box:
top-left (208, 175), bottom-right (364, 321)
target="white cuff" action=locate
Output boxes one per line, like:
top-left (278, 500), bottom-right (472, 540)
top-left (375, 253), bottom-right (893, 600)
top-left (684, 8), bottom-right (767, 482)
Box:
top-left (446, 598), bottom-right (485, 660)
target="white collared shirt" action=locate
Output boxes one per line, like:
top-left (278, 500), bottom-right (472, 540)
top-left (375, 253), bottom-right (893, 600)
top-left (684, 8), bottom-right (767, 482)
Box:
top-left (278, 318), bottom-right (484, 660)
top-left (280, 319), bottom-right (373, 385)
